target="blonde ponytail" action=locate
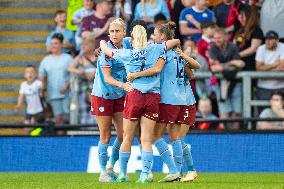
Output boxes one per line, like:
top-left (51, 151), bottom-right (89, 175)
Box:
top-left (131, 25), bottom-right (148, 49)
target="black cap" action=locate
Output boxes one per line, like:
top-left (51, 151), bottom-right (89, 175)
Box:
top-left (265, 30), bottom-right (279, 39)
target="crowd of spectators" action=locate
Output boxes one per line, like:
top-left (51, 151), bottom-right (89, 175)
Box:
top-left (15, 0), bottom-right (284, 131)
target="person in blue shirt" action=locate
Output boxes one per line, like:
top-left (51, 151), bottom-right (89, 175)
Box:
top-left (46, 10), bottom-right (76, 55)
top-left (134, 0), bottom-right (170, 23)
top-left (179, 0), bottom-right (215, 42)
top-left (126, 21), bottom-right (200, 182)
top-left (90, 18), bottom-right (133, 183)
top-left (100, 25), bottom-right (180, 183)
top-left (39, 33), bottom-right (73, 125)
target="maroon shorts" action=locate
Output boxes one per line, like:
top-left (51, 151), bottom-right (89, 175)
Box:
top-left (91, 96), bottom-right (125, 116)
top-left (123, 89), bottom-right (160, 121)
top-left (158, 103), bottom-right (196, 126)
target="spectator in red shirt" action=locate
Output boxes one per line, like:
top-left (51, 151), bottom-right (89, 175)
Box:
top-left (197, 21), bottom-right (216, 63)
top-left (81, 0), bottom-right (114, 49)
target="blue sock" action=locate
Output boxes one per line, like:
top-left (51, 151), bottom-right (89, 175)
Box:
top-left (140, 151), bottom-right (153, 179)
top-left (109, 138), bottom-right (122, 167)
top-left (98, 141), bottom-right (109, 173)
top-left (139, 144), bottom-right (142, 154)
top-left (119, 151), bottom-right (131, 177)
top-left (154, 138), bottom-right (177, 174)
top-left (172, 140), bottom-right (183, 174)
top-left (181, 139), bottom-right (195, 171)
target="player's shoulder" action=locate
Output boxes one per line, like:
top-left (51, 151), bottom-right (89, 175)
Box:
top-left (20, 81), bottom-right (28, 88)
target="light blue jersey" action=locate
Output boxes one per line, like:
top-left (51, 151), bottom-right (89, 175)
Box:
top-left (92, 41), bottom-right (128, 99)
top-left (160, 49), bottom-right (196, 105)
top-left (160, 50), bottom-right (187, 105)
top-left (185, 76), bottom-right (196, 106)
top-left (113, 43), bottom-right (166, 94)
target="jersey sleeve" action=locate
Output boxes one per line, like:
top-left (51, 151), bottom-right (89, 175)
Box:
top-left (99, 53), bottom-right (112, 68)
top-left (112, 49), bottom-right (132, 63)
top-left (72, 10), bottom-right (81, 20)
top-left (19, 82), bottom-right (25, 94)
top-left (255, 46), bottom-right (265, 62)
top-left (179, 8), bottom-right (189, 24)
top-left (38, 59), bottom-right (47, 77)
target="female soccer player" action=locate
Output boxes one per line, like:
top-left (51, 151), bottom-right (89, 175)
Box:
top-left (126, 22), bottom-right (200, 182)
top-left (100, 25), bottom-right (180, 183)
top-left (91, 18), bottom-right (133, 182)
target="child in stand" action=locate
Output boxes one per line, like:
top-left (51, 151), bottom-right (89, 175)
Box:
top-left (15, 65), bottom-right (44, 125)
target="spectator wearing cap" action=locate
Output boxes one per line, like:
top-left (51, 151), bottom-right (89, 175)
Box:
top-left (81, 0), bottom-right (114, 49)
top-left (255, 30), bottom-right (284, 106)
top-left (179, 0), bottom-right (215, 42)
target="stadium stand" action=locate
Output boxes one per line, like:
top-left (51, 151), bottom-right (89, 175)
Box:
top-left (0, 0), bottom-right (66, 134)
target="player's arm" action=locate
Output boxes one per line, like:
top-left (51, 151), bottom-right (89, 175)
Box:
top-left (184, 65), bottom-right (195, 79)
top-left (165, 39), bottom-right (181, 50)
top-left (100, 40), bottom-right (113, 58)
top-left (127, 58), bottom-right (166, 82)
top-left (179, 22), bottom-right (201, 36)
top-left (15, 93), bottom-right (24, 112)
top-left (102, 68), bottom-right (133, 92)
top-left (175, 48), bottom-right (201, 69)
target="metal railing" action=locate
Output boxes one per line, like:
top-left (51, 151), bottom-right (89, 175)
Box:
top-left (68, 71), bottom-right (284, 129)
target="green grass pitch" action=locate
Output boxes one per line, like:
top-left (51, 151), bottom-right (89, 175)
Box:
top-left (0, 173), bottom-right (283, 189)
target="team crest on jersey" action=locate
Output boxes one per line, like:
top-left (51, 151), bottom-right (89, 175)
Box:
top-left (153, 113), bottom-right (158, 118)
top-left (99, 107), bottom-right (105, 112)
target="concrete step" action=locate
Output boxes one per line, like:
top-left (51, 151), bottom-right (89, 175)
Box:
top-left (0, 79), bottom-right (24, 85)
top-left (0, 36), bottom-right (47, 43)
top-left (0, 48), bottom-right (46, 55)
top-left (0, 85), bottom-right (19, 91)
top-left (0, 31), bottom-right (50, 37)
top-left (0, 103), bottom-right (24, 110)
top-left (1, 2), bottom-right (60, 8)
top-left (0, 91), bottom-right (18, 97)
top-left (0, 7), bottom-right (57, 14)
top-left (0, 73), bottom-right (23, 79)
top-left (0, 116), bottom-right (24, 123)
top-left (0, 13), bottom-right (54, 19)
top-left (0, 43), bottom-right (45, 48)
top-left (0, 54), bottom-right (45, 62)
top-left (0, 66), bottom-right (26, 73)
top-left (0, 109), bottom-right (23, 116)
top-left (0, 24), bottom-right (53, 31)
top-left (0, 18), bottom-right (53, 25)
top-left (0, 61), bottom-right (40, 67)
top-left (0, 96), bottom-right (17, 103)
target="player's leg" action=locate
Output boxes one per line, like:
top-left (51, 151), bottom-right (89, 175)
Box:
top-left (107, 97), bottom-right (125, 178)
top-left (117, 90), bottom-right (142, 182)
top-left (179, 105), bottom-right (198, 182)
top-left (137, 116), bottom-right (155, 183)
top-left (154, 123), bottom-right (178, 176)
top-left (96, 115), bottom-right (113, 182)
top-left (90, 96), bottom-right (114, 182)
top-left (168, 123), bottom-right (183, 174)
top-left (117, 118), bottom-right (138, 182)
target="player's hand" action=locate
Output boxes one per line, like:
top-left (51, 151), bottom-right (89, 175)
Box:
top-left (122, 83), bottom-right (133, 92)
top-left (15, 105), bottom-right (20, 112)
top-left (127, 73), bottom-right (138, 82)
top-left (60, 85), bottom-right (68, 94)
top-left (94, 48), bottom-right (101, 57)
